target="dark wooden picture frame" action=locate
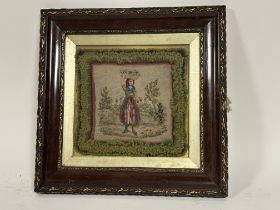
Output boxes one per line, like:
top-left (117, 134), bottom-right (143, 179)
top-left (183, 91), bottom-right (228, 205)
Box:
top-left (34, 6), bottom-right (228, 197)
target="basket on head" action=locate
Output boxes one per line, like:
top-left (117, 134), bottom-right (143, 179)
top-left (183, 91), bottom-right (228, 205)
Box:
top-left (120, 69), bottom-right (140, 80)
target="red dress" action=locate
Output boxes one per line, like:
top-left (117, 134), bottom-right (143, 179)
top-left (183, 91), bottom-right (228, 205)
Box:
top-left (120, 85), bottom-right (140, 126)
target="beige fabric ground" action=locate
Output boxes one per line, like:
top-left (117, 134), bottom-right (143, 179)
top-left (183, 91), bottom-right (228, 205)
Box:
top-left (93, 63), bottom-right (173, 143)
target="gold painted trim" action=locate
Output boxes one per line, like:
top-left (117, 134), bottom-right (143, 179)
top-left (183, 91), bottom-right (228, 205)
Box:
top-left (62, 33), bottom-right (200, 168)
top-left (68, 33), bottom-right (199, 46)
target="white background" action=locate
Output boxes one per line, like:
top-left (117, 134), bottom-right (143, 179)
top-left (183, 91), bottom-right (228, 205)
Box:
top-left (0, 0), bottom-right (279, 209)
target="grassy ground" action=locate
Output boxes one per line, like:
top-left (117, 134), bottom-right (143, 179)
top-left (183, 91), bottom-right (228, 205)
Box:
top-left (97, 109), bottom-right (170, 143)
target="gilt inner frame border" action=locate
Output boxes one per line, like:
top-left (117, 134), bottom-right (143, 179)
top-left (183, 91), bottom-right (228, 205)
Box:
top-left (61, 33), bottom-right (201, 169)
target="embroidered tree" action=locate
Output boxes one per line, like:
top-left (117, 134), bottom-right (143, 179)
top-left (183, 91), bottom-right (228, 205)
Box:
top-left (155, 102), bottom-right (166, 124)
top-left (145, 79), bottom-right (160, 112)
top-left (144, 80), bottom-right (166, 124)
top-left (99, 86), bottom-right (112, 110)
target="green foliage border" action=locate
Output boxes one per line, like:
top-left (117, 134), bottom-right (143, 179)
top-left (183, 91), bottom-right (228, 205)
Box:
top-left (75, 48), bottom-right (188, 156)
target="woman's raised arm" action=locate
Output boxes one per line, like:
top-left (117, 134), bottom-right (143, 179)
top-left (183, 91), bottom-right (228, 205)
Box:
top-left (121, 76), bottom-right (126, 91)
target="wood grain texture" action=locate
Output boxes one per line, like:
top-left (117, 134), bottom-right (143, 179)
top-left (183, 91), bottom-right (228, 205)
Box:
top-left (34, 6), bottom-right (227, 197)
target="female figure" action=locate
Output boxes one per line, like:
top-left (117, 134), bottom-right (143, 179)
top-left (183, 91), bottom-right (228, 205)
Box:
top-left (120, 77), bottom-right (140, 136)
